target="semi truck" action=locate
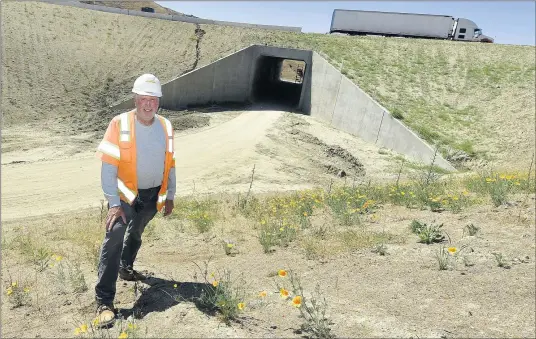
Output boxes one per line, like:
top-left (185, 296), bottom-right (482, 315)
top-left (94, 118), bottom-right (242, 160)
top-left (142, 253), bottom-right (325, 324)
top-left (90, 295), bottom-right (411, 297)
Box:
top-left (329, 9), bottom-right (494, 43)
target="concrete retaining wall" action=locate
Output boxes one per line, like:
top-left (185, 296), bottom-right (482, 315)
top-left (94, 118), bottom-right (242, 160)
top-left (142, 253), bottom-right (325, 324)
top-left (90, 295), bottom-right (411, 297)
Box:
top-left (109, 45), bottom-right (455, 171)
top-left (111, 46), bottom-right (256, 111)
top-left (40, 0), bottom-right (302, 32)
top-left (309, 52), bottom-right (455, 171)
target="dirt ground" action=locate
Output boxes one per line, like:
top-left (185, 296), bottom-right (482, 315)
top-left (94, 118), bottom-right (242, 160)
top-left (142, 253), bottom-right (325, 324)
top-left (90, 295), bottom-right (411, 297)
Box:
top-left (1, 186), bottom-right (534, 338)
top-left (1, 109), bottom-right (399, 222)
top-left (1, 1), bottom-right (535, 338)
top-left (2, 109), bottom-right (535, 339)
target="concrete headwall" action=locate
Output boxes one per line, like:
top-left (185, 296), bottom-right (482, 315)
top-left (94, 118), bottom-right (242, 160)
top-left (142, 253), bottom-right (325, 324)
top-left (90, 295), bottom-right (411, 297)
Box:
top-left (309, 52), bottom-right (455, 171)
top-left (109, 45), bottom-right (455, 171)
top-left (40, 0), bottom-right (302, 32)
top-left (111, 45), bottom-right (313, 111)
top-left (112, 46), bottom-right (256, 111)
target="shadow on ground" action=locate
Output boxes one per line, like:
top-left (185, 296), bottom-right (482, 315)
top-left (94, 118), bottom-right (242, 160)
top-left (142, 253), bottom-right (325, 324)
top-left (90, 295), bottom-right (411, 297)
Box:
top-left (118, 276), bottom-right (216, 320)
top-left (163, 102), bottom-right (304, 115)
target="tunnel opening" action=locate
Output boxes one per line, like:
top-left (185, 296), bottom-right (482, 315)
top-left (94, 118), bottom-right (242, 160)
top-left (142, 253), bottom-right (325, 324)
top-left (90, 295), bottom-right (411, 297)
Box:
top-left (251, 56), bottom-right (306, 110)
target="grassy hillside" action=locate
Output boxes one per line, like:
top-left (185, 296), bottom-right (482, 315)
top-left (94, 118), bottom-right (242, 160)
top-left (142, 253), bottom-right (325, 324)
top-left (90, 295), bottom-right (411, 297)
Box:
top-left (1, 1), bottom-right (534, 170)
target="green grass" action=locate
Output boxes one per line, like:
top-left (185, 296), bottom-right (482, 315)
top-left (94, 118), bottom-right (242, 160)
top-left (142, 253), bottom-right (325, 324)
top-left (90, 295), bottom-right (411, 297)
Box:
top-left (253, 34), bottom-right (535, 164)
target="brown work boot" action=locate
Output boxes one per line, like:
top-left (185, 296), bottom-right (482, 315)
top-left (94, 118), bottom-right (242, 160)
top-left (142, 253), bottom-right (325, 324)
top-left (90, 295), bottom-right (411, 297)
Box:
top-left (119, 267), bottom-right (147, 281)
top-left (94, 303), bottom-right (116, 328)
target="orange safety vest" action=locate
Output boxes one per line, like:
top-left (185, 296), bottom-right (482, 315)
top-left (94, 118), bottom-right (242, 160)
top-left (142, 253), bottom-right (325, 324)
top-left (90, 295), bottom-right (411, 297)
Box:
top-left (96, 109), bottom-right (175, 211)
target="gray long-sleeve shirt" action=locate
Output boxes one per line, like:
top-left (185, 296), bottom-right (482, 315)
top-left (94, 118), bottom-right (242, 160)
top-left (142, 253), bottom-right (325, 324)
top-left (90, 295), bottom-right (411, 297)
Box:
top-left (101, 118), bottom-right (176, 207)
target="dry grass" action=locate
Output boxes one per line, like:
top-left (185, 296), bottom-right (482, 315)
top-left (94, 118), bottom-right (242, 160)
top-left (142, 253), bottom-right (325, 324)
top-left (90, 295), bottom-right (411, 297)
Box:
top-left (2, 166), bottom-right (535, 337)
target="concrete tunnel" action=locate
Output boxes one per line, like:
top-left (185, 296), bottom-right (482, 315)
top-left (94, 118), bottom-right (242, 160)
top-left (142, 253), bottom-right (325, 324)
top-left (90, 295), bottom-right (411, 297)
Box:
top-left (251, 56), bottom-right (306, 109)
top-left (109, 45), bottom-right (456, 171)
top-left (110, 45), bottom-right (313, 113)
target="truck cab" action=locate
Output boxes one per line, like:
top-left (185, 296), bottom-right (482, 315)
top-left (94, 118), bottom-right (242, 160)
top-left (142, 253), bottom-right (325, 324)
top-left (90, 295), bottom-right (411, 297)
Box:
top-left (453, 18), bottom-right (494, 43)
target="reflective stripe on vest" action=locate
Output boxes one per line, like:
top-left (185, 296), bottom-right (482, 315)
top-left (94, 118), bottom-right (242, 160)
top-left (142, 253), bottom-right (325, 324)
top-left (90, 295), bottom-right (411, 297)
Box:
top-left (120, 112), bottom-right (130, 142)
top-left (117, 178), bottom-right (136, 203)
top-left (159, 115), bottom-right (173, 153)
top-left (97, 140), bottom-right (120, 160)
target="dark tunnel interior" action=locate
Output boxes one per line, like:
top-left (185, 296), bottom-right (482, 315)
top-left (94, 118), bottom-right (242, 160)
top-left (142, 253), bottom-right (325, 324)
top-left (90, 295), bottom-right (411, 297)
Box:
top-left (251, 56), bottom-right (306, 110)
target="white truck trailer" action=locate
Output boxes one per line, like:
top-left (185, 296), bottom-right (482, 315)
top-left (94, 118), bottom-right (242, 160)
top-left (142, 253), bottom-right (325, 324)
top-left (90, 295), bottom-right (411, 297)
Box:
top-left (330, 9), bottom-right (493, 43)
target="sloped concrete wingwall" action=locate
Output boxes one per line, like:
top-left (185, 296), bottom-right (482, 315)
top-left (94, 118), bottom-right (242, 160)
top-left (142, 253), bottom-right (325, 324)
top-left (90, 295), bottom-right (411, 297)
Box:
top-left (308, 52), bottom-right (455, 171)
top-left (111, 46), bottom-right (256, 111)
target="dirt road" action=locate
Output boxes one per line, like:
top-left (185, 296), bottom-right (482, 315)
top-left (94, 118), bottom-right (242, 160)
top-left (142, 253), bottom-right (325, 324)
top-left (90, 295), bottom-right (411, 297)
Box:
top-left (2, 109), bottom-right (397, 223)
top-left (0, 111), bottom-right (305, 222)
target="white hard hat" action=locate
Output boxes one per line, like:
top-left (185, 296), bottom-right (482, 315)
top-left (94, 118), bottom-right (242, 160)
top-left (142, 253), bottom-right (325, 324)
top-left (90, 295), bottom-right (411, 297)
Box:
top-left (132, 73), bottom-right (162, 97)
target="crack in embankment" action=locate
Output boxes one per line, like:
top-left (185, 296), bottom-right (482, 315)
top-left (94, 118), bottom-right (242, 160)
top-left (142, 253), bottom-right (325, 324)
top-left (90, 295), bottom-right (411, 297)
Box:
top-left (182, 24), bottom-right (205, 75)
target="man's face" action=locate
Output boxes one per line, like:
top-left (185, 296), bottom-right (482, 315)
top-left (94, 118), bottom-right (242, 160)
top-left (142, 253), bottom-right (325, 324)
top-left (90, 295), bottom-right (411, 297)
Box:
top-left (135, 94), bottom-right (159, 123)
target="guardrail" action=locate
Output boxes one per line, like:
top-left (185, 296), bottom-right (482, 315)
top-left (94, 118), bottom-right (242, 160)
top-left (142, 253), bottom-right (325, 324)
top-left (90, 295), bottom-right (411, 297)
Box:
top-left (39, 0), bottom-right (303, 32)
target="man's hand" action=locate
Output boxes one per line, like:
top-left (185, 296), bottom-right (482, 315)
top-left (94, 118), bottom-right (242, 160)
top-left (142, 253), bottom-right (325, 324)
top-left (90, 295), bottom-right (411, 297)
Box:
top-left (105, 206), bottom-right (126, 231)
top-left (163, 199), bottom-right (174, 217)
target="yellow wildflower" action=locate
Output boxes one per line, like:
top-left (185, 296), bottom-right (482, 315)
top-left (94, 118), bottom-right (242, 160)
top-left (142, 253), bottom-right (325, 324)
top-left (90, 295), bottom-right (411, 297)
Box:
top-left (55, 255), bottom-right (63, 261)
top-left (237, 302), bottom-right (245, 310)
top-left (212, 281), bottom-right (219, 287)
top-left (74, 327), bottom-right (81, 336)
top-left (259, 290), bottom-right (267, 297)
top-left (280, 288), bottom-right (289, 299)
top-left (278, 269), bottom-right (287, 278)
top-left (227, 243), bottom-right (234, 248)
top-left (6, 288), bottom-right (13, 296)
top-left (292, 295), bottom-right (302, 308)
top-left (11, 282), bottom-right (17, 287)
top-left (447, 247), bottom-right (457, 255)
top-left (80, 324), bottom-right (88, 333)
top-left (173, 284), bottom-right (178, 288)
top-left (118, 332), bottom-right (128, 339)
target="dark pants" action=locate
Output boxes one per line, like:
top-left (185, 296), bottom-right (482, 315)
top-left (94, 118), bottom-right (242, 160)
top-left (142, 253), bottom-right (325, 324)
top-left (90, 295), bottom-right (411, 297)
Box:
top-left (95, 186), bottom-right (160, 306)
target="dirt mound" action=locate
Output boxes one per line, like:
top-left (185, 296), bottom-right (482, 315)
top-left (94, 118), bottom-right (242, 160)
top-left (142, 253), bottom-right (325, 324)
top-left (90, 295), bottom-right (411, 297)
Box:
top-left (168, 113), bottom-right (210, 131)
top-left (286, 128), bottom-right (366, 178)
top-left (324, 145), bottom-right (365, 176)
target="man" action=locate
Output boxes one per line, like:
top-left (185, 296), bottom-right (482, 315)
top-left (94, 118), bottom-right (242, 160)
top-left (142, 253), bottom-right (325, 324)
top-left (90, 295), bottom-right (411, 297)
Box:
top-left (94, 73), bottom-right (176, 327)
